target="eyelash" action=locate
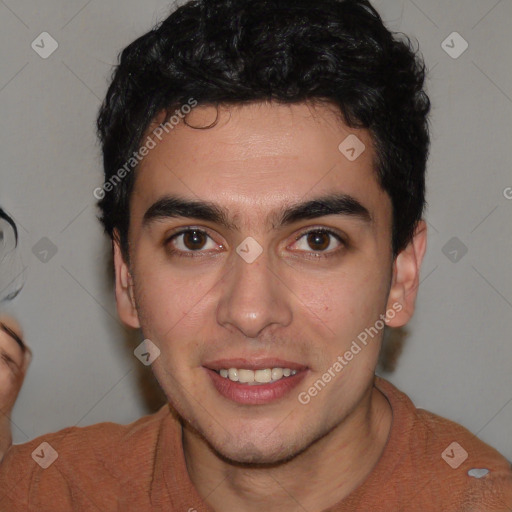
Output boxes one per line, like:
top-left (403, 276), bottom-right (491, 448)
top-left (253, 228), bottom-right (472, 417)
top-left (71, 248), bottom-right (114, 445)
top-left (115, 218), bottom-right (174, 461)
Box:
top-left (165, 227), bottom-right (346, 260)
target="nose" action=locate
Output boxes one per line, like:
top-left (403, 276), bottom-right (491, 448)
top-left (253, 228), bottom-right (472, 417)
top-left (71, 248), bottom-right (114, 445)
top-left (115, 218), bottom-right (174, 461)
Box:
top-left (216, 248), bottom-right (293, 339)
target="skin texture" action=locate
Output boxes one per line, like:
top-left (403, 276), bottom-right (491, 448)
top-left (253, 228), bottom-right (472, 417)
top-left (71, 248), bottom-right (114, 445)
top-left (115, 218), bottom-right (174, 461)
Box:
top-left (114, 101), bottom-right (427, 511)
top-left (0, 315), bottom-right (31, 460)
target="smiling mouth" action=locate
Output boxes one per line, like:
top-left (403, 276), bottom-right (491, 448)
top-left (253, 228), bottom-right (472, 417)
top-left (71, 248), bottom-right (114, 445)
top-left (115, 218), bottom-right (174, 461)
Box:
top-left (204, 359), bottom-right (310, 404)
top-left (213, 367), bottom-right (300, 385)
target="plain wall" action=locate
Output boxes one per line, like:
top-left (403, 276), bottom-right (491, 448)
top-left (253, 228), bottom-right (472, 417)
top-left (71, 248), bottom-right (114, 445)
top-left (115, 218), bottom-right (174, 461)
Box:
top-left (0, 0), bottom-right (511, 460)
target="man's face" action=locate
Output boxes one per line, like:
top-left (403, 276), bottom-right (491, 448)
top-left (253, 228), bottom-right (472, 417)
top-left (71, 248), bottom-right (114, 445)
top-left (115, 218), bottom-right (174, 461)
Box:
top-left (117, 102), bottom-right (400, 464)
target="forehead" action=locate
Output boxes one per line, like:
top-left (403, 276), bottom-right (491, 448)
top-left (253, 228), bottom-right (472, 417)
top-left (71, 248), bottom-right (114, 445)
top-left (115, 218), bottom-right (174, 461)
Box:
top-left (131, 102), bottom-right (391, 229)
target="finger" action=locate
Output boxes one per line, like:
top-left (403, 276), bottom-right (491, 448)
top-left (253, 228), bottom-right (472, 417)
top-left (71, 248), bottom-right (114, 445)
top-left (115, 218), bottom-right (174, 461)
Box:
top-left (0, 315), bottom-right (23, 340)
top-left (0, 322), bottom-right (25, 352)
top-left (20, 346), bottom-right (32, 374)
top-left (0, 317), bottom-right (27, 374)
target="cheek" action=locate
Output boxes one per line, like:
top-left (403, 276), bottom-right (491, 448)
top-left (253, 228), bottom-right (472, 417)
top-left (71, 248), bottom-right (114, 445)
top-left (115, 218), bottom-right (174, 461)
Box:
top-left (132, 265), bottom-right (210, 399)
top-left (132, 256), bottom-right (220, 352)
top-left (295, 266), bottom-right (389, 339)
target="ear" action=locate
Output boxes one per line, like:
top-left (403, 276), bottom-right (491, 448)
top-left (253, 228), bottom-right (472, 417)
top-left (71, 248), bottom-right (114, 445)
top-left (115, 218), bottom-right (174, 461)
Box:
top-left (113, 232), bottom-right (140, 328)
top-left (385, 220), bottom-right (427, 328)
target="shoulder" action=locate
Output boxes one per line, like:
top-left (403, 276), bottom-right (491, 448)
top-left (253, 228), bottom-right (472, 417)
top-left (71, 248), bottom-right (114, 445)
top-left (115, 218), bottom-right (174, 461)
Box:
top-left (375, 377), bottom-right (512, 511)
top-left (0, 404), bottom-right (173, 510)
top-left (7, 402), bottom-right (171, 464)
top-left (417, 407), bottom-right (512, 511)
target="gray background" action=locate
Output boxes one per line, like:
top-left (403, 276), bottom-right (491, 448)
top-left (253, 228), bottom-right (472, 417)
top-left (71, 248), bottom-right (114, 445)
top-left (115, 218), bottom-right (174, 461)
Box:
top-left (0, 0), bottom-right (511, 461)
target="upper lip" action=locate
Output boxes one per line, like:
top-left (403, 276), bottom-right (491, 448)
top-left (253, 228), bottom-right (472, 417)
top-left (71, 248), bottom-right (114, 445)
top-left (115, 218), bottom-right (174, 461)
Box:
top-left (203, 358), bottom-right (308, 371)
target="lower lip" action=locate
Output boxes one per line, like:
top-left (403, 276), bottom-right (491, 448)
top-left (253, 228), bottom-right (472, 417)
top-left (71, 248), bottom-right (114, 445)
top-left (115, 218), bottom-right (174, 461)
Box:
top-left (204, 367), bottom-right (309, 405)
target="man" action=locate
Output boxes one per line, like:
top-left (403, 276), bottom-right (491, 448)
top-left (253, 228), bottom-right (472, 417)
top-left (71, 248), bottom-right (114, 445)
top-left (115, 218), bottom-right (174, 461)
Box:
top-left (1, 0), bottom-right (511, 510)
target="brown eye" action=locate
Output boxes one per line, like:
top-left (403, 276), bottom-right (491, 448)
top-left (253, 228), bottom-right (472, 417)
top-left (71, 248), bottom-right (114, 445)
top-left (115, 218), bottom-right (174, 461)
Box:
top-left (167, 228), bottom-right (218, 256)
top-left (182, 230), bottom-right (208, 251)
top-left (292, 229), bottom-right (344, 256)
top-left (306, 231), bottom-right (331, 251)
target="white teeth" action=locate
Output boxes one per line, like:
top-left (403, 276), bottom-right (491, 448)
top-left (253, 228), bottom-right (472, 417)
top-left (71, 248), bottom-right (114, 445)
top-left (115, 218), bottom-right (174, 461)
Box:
top-left (238, 369), bottom-right (254, 383)
top-left (271, 368), bottom-right (283, 380)
top-left (217, 367), bottom-right (299, 384)
top-left (255, 369), bottom-right (272, 383)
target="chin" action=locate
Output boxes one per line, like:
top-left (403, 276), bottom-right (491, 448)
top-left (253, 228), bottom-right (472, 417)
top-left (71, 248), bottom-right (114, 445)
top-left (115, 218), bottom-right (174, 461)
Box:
top-left (210, 433), bottom-right (310, 467)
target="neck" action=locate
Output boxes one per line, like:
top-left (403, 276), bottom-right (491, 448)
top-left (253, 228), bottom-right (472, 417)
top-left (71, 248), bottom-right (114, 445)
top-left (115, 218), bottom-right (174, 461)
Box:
top-left (182, 381), bottom-right (392, 512)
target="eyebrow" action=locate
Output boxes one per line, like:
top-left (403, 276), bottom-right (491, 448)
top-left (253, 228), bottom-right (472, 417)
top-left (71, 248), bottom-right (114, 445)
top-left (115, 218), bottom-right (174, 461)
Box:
top-left (142, 193), bottom-right (372, 231)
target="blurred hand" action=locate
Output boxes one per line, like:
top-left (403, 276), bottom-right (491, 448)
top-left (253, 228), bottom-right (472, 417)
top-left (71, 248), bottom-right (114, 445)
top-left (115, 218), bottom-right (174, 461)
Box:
top-left (0, 315), bottom-right (31, 460)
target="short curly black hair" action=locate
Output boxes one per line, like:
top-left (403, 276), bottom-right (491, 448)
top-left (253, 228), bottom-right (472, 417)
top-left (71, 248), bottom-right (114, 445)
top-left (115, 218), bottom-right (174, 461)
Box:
top-left (96, 0), bottom-right (430, 262)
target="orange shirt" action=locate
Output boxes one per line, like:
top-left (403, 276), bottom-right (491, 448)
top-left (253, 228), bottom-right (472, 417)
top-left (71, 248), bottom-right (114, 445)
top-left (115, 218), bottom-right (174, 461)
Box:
top-left (1, 376), bottom-right (511, 511)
